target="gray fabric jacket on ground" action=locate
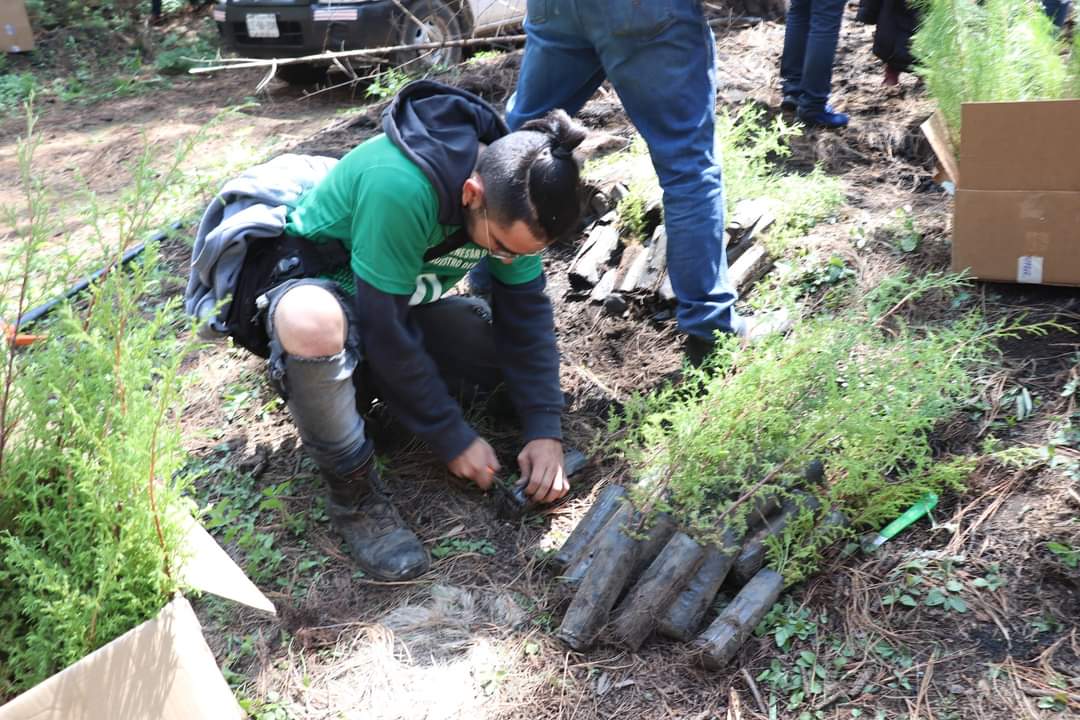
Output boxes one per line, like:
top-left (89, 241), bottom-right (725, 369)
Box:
top-left (184, 153), bottom-right (337, 339)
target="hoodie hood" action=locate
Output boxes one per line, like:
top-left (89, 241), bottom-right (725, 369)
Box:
top-left (382, 80), bottom-right (509, 227)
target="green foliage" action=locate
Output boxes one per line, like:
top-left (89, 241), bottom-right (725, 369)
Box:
top-left (0, 110), bottom-right (197, 698)
top-left (912, 0), bottom-right (1077, 139)
top-left (717, 105), bottom-right (844, 249)
top-left (0, 74), bottom-right (39, 115)
top-left (366, 68), bottom-right (413, 100)
top-left (1046, 541), bottom-right (1079, 568)
top-left (613, 272), bottom-right (1023, 583)
top-left (431, 537), bottom-right (497, 559)
top-left (155, 30), bottom-right (220, 76)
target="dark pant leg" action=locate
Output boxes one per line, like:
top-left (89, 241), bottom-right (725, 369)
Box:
top-left (410, 295), bottom-right (501, 400)
top-left (781, 0), bottom-right (813, 97)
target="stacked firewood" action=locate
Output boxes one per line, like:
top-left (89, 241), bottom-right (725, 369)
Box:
top-left (570, 187), bottom-right (780, 315)
top-left (549, 463), bottom-right (849, 667)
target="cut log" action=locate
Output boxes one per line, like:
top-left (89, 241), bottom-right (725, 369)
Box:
top-left (557, 503), bottom-right (642, 651)
top-left (612, 531), bottom-right (706, 650)
top-left (658, 527), bottom-right (743, 641)
top-left (658, 272), bottom-right (675, 303)
top-left (695, 568), bottom-right (784, 669)
top-left (570, 219), bottom-right (621, 290)
top-left (589, 268), bottom-right (619, 304)
top-left (618, 243), bottom-right (651, 293)
top-left (731, 492), bottom-right (821, 586)
top-left (729, 243), bottom-right (773, 295)
top-left (632, 226), bottom-right (668, 293)
top-left (552, 484), bottom-right (628, 574)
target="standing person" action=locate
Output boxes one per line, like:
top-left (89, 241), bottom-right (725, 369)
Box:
top-left (780, 0), bottom-right (851, 128)
top-left (498, 0), bottom-right (789, 362)
top-left (857, 0), bottom-right (921, 86)
top-left (187, 81), bottom-right (585, 581)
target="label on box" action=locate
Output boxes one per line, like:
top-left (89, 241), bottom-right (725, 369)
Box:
top-left (1017, 256), bottom-right (1044, 284)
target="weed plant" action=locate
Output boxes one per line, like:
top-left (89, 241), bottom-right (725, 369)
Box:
top-left (912, 0), bottom-right (1076, 139)
top-left (0, 111), bottom-right (197, 698)
top-left (613, 273), bottom-right (1039, 584)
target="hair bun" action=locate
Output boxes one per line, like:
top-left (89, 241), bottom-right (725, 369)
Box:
top-left (521, 109), bottom-right (587, 160)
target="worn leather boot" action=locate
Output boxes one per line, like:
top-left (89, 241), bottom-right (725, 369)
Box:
top-left (323, 460), bottom-right (429, 581)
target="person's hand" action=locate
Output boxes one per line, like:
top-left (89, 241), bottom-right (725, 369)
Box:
top-left (448, 437), bottom-right (499, 491)
top-left (517, 438), bottom-right (568, 504)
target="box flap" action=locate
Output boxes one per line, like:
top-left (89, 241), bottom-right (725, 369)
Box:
top-left (0, 597), bottom-right (244, 720)
top-left (179, 515), bottom-right (277, 614)
top-left (0, 0), bottom-right (34, 52)
top-left (920, 110), bottom-right (959, 187)
top-left (952, 189), bottom-right (1080, 286)
top-left (960, 100), bottom-right (1080, 191)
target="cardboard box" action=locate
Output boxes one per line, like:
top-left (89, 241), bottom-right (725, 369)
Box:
top-left (0, 0), bottom-right (34, 52)
top-left (922, 99), bottom-right (1080, 286)
top-left (0, 519), bottom-right (275, 720)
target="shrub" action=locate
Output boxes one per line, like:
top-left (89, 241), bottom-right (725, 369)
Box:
top-left (612, 273), bottom-right (1032, 584)
top-left (0, 111), bottom-right (196, 699)
top-left (912, 0), bottom-right (1076, 139)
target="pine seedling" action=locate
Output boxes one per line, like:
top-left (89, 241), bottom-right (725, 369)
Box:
top-left (0, 107), bottom-right (200, 698)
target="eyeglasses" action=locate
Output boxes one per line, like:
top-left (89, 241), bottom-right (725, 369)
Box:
top-left (482, 206), bottom-right (542, 262)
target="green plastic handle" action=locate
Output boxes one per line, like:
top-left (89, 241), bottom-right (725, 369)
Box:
top-left (867, 492), bottom-right (938, 549)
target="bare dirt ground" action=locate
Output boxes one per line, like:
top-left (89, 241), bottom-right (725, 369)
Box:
top-left (6, 6), bottom-right (1080, 719)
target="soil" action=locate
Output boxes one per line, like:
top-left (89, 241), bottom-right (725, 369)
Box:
top-left (4, 5), bottom-right (1079, 720)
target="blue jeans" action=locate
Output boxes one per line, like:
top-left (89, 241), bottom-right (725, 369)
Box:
top-left (1043, 0), bottom-right (1071, 27)
top-left (780, 0), bottom-right (847, 115)
top-left (504, 0), bottom-right (742, 340)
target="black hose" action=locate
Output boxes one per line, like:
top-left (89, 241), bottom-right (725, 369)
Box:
top-left (15, 220), bottom-right (185, 330)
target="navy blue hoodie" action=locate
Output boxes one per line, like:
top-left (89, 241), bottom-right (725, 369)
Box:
top-left (352, 80), bottom-right (563, 463)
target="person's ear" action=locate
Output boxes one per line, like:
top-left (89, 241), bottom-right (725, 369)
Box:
top-left (462, 175), bottom-right (484, 208)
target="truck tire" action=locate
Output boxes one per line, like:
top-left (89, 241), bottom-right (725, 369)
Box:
top-left (277, 63), bottom-right (329, 86)
top-left (392, 0), bottom-right (469, 69)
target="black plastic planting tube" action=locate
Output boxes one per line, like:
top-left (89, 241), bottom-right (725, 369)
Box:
top-left (552, 484), bottom-right (628, 574)
top-left (15, 221), bottom-right (184, 330)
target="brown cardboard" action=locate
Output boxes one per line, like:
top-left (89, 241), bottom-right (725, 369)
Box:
top-left (920, 110), bottom-right (959, 187)
top-left (0, 519), bottom-right (273, 719)
top-left (922, 99), bottom-right (1080, 286)
top-left (0, 0), bottom-right (34, 52)
top-left (953, 189), bottom-right (1080, 285)
top-left (0, 597), bottom-right (244, 720)
top-left (960, 100), bottom-right (1080, 191)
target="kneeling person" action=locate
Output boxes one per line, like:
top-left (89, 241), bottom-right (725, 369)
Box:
top-left (194, 82), bottom-right (585, 581)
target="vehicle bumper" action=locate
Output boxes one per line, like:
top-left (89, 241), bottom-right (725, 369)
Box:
top-left (214, 1), bottom-right (397, 59)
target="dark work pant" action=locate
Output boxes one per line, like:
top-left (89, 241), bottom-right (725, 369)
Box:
top-left (263, 278), bottom-right (497, 475)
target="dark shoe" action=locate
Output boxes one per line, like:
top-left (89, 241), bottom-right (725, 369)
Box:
top-left (884, 65), bottom-right (901, 87)
top-left (684, 334), bottom-right (716, 368)
top-left (780, 93), bottom-right (800, 112)
top-left (323, 460), bottom-right (429, 581)
top-left (797, 107), bottom-right (849, 129)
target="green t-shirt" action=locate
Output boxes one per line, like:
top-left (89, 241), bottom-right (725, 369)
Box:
top-left (284, 134), bottom-right (541, 303)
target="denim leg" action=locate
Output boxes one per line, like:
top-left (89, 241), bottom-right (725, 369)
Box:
top-left (781, 0), bottom-right (812, 97)
top-left (264, 279), bottom-right (373, 475)
top-left (797, 0), bottom-right (847, 115)
top-left (1042, 0), bottom-right (1071, 27)
top-left (505, 0), bottom-right (607, 130)
top-left (579, 0), bottom-right (741, 338)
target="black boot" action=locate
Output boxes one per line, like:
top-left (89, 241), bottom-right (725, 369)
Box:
top-left (323, 460), bottom-right (429, 581)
